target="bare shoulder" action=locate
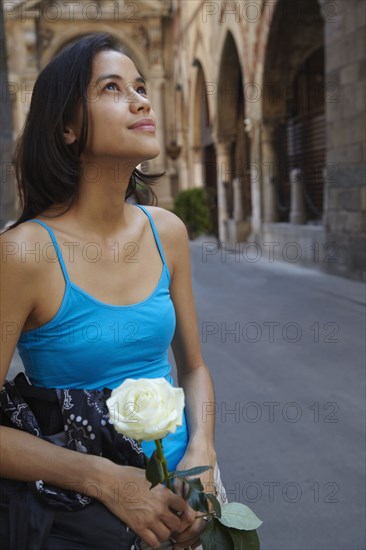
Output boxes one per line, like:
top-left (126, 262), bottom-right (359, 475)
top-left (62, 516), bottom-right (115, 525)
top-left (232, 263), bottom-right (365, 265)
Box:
top-left (142, 206), bottom-right (190, 278)
top-left (143, 205), bottom-right (188, 243)
top-left (1, 221), bottom-right (51, 272)
top-left (1, 223), bottom-right (49, 338)
top-left (1, 220), bottom-right (50, 242)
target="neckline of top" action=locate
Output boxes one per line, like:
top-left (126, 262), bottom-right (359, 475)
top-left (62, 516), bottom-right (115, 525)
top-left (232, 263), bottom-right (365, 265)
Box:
top-left (69, 264), bottom-right (167, 309)
top-left (25, 204), bottom-right (171, 310)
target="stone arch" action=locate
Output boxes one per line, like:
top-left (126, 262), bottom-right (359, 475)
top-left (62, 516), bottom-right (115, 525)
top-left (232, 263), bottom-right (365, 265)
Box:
top-left (215, 31), bottom-right (251, 243)
top-left (254, 0), bottom-right (279, 86)
top-left (213, 21), bottom-right (247, 99)
top-left (261, 0), bottom-right (325, 224)
top-left (169, 81), bottom-right (188, 195)
top-left (216, 31), bottom-right (241, 139)
top-left (192, 62), bottom-right (211, 151)
top-left (190, 59), bottom-right (218, 235)
top-left (40, 26), bottom-right (149, 77)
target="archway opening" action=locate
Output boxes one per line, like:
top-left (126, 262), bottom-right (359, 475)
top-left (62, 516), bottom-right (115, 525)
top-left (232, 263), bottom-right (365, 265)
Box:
top-left (287, 46), bottom-right (325, 221)
top-left (262, 0), bottom-right (325, 224)
top-left (193, 61), bottom-right (218, 236)
top-left (217, 32), bottom-right (251, 223)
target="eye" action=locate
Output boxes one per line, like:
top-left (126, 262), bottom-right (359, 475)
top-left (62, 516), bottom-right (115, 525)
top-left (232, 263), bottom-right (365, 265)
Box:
top-left (104, 82), bottom-right (120, 92)
top-left (136, 85), bottom-right (148, 96)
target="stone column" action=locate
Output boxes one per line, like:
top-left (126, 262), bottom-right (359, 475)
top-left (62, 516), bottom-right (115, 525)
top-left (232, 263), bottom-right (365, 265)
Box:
top-left (192, 146), bottom-right (203, 188)
top-left (146, 18), bottom-right (173, 206)
top-left (215, 140), bottom-right (231, 243)
top-left (244, 117), bottom-right (262, 236)
top-left (261, 121), bottom-right (278, 223)
top-left (148, 66), bottom-right (172, 205)
top-left (177, 154), bottom-right (189, 192)
top-left (232, 177), bottom-right (244, 221)
top-left (289, 169), bottom-right (306, 224)
top-left (149, 71), bottom-right (166, 170)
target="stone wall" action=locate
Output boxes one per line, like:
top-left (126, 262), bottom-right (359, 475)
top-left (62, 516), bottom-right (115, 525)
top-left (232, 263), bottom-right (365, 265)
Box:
top-left (322, 0), bottom-right (366, 280)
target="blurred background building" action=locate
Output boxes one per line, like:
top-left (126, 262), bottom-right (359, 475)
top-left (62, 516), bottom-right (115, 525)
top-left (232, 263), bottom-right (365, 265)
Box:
top-left (1, 0), bottom-right (365, 280)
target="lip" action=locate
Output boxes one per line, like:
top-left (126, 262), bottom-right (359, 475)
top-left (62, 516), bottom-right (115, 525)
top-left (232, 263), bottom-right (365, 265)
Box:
top-left (128, 118), bottom-right (156, 131)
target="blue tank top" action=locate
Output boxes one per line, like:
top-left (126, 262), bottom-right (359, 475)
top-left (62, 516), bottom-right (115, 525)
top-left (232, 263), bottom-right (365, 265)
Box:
top-left (17, 204), bottom-right (188, 470)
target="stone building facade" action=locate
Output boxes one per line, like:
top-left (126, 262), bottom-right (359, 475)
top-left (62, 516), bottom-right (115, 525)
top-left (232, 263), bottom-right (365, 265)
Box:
top-left (170, 0), bottom-right (366, 281)
top-left (2, 0), bottom-right (366, 280)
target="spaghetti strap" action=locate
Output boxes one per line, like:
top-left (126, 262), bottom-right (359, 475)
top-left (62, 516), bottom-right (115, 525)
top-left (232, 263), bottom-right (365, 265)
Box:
top-left (26, 219), bottom-right (70, 284)
top-left (135, 204), bottom-right (168, 270)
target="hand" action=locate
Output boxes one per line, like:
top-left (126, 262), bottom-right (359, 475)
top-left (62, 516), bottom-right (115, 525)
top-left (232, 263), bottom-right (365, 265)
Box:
top-left (98, 463), bottom-right (197, 549)
top-left (170, 445), bottom-right (217, 549)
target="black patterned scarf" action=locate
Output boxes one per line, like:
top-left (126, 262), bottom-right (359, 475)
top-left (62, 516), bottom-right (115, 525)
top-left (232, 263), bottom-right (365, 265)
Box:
top-left (0, 372), bottom-right (147, 510)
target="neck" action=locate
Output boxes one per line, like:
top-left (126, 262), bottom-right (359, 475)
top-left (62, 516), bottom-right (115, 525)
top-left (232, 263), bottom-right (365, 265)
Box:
top-left (67, 159), bottom-right (138, 236)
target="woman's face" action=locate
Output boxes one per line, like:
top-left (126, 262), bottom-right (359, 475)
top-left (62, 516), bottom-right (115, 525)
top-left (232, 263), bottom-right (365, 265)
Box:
top-left (68, 50), bottom-right (161, 166)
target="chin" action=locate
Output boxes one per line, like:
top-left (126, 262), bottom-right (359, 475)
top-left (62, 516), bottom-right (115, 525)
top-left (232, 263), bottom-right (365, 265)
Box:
top-left (143, 146), bottom-right (161, 162)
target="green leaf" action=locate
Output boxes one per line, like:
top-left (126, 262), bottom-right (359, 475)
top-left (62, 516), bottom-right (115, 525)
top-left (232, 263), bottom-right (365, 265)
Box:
top-left (200, 517), bottom-right (234, 549)
top-left (145, 450), bottom-right (165, 489)
top-left (229, 528), bottom-right (260, 550)
top-left (218, 503), bottom-right (263, 531)
top-left (206, 492), bottom-right (222, 518)
top-left (200, 517), bottom-right (215, 548)
top-left (184, 477), bottom-right (204, 492)
top-left (171, 465), bottom-right (212, 478)
top-left (187, 487), bottom-right (209, 513)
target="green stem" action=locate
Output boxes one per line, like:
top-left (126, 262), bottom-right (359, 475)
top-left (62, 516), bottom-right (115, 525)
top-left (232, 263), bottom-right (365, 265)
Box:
top-left (155, 439), bottom-right (171, 490)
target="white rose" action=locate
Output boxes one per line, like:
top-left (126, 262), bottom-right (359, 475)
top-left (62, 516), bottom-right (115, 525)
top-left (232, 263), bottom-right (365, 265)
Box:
top-left (106, 377), bottom-right (185, 441)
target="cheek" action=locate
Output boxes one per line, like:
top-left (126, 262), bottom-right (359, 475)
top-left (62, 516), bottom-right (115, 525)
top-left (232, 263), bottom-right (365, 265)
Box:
top-left (87, 107), bottom-right (126, 147)
top-left (93, 105), bottom-right (120, 128)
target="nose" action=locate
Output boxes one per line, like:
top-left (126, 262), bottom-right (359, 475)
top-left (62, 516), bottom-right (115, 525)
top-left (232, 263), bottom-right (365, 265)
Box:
top-left (127, 87), bottom-right (151, 114)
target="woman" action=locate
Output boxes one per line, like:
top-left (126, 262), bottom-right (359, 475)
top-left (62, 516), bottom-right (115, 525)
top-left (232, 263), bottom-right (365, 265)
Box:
top-left (0, 33), bottom-right (226, 549)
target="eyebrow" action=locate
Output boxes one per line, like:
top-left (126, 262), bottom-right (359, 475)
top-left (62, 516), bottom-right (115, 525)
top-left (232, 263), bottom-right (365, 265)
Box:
top-left (95, 74), bottom-right (146, 86)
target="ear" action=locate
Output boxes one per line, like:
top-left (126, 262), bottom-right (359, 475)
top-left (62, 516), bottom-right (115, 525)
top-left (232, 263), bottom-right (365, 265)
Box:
top-left (63, 125), bottom-right (78, 145)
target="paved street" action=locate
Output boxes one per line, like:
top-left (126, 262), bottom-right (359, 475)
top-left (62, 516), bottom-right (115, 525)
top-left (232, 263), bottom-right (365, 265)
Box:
top-left (7, 238), bottom-right (366, 550)
top-left (180, 239), bottom-right (365, 550)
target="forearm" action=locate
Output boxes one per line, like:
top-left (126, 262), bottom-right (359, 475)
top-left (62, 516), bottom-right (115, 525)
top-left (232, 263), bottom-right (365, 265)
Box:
top-left (177, 363), bottom-right (216, 457)
top-left (0, 425), bottom-right (106, 494)
top-left (0, 425), bottom-right (197, 546)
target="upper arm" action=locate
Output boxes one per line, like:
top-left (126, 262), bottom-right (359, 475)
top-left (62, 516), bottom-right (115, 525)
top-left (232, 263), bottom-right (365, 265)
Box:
top-left (161, 211), bottom-right (204, 377)
top-left (0, 226), bottom-right (39, 387)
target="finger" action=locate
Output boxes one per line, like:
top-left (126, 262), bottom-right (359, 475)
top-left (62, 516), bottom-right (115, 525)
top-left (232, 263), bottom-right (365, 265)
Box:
top-left (171, 479), bottom-right (183, 498)
top-left (162, 510), bottom-right (184, 533)
top-left (172, 524), bottom-right (202, 545)
top-left (181, 481), bottom-right (190, 499)
top-left (141, 529), bottom-right (160, 550)
top-left (167, 492), bottom-right (191, 514)
top-left (181, 502), bottom-right (197, 526)
top-left (174, 535), bottom-right (201, 550)
top-left (173, 528), bottom-right (201, 544)
top-left (173, 534), bottom-right (201, 550)
top-left (172, 517), bottom-right (206, 544)
top-left (172, 517), bottom-right (195, 536)
top-left (172, 478), bottom-right (189, 499)
top-left (141, 518), bottom-right (173, 548)
top-left (153, 522), bottom-right (172, 543)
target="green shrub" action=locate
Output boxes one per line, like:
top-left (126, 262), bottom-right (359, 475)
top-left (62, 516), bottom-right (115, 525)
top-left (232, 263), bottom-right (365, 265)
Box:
top-left (173, 187), bottom-right (212, 239)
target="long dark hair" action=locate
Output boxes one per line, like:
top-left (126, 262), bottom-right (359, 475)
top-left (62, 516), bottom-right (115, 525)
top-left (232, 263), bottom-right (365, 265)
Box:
top-left (7, 32), bottom-right (163, 231)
